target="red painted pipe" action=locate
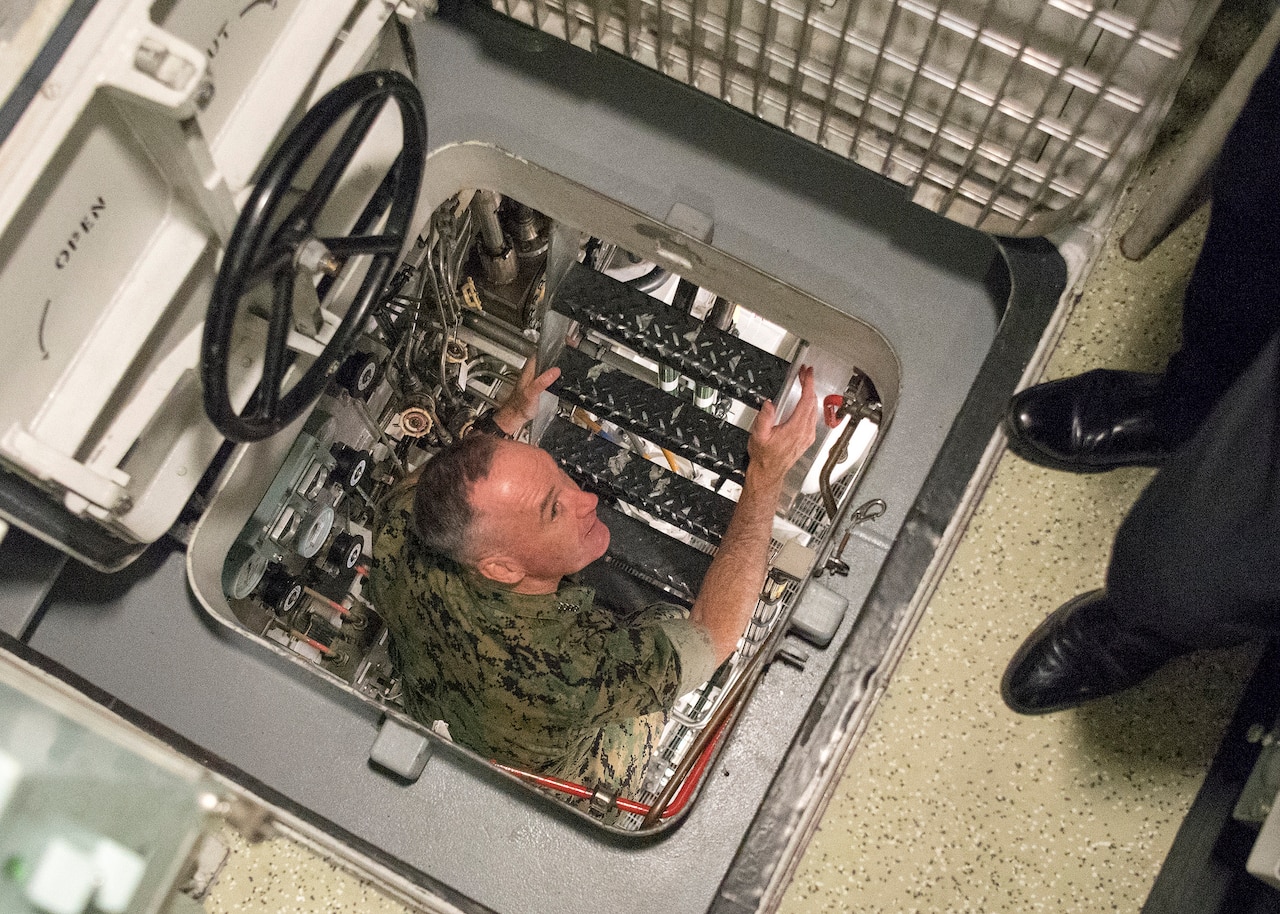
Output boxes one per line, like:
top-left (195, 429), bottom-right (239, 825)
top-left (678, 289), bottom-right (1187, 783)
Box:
top-left (491, 721), bottom-right (726, 820)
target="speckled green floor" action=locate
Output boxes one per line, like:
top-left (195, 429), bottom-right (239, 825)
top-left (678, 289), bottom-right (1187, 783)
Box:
top-left (776, 180), bottom-right (1259, 914)
top-left (204, 826), bottom-right (411, 914)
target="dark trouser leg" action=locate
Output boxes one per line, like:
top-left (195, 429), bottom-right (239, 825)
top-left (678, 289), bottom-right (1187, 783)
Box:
top-left (1003, 47), bottom-right (1280, 474)
top-left (1154, 47), bottom-right (1280, 444)
top-left (1108, 332), bottom-right (1280, 649)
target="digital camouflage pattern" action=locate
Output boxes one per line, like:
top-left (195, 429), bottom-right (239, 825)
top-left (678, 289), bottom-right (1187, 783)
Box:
top-left (368, 486), bottom-right (716, 798)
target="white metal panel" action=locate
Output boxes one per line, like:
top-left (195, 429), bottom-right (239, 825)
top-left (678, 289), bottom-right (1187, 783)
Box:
top-left (154, 0), bottom-right (384, 192)
top-left (0, 0), bottom-right (410, 560)
top-left (0, 95), bottom-right (176, 442)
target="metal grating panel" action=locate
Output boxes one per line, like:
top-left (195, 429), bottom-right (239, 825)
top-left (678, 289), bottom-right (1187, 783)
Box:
top-left (593, 503), bottom-right (713, 604)
top-left (489, 0), bottom-right (1220, 235)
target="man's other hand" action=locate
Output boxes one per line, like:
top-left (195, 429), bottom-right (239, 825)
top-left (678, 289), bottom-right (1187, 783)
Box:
top-left (747, 365), bottom-right (818, 488)
top-left (494, 358), bottom-right (561, 436)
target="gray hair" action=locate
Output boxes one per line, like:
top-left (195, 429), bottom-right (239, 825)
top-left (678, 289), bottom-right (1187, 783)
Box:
top-left (411, 433), bottom-right (502, 563)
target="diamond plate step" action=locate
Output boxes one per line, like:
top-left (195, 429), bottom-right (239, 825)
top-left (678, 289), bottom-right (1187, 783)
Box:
top-left (552, 261), bottom-right (789, 408)
top-left (551, 347), bottom-right (749, 481)
top-left (586, 504), bottom-right (712, 608)
top-left (539, 417), bottom-right (735, 545)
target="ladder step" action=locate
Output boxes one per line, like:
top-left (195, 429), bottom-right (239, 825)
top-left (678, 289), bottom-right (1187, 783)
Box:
top-left (587, 504), bottom-right (712, 608)
top-left (540, 417), bottom-right (735, 545)
top-left (552, 261), bottom-right (789, 408)
top-left (551, 347), bottom-right (749, 481)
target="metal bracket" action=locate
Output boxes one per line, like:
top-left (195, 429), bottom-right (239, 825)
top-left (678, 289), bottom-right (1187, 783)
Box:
top-left (369, 716), bottom-right (433, 782)
top-left (816, 498), bottom-right (886, 578)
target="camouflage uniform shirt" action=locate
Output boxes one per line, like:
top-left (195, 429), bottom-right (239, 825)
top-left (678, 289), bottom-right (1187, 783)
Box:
top-left (368, 487), bottom-right (717, 797)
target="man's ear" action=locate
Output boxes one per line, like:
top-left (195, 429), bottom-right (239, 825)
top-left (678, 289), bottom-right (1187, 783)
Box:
top-left (473, 553), bottom-right (524, 586)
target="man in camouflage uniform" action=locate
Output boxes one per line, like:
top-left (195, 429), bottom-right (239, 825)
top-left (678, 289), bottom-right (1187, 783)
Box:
top-left (369, 359), bottom-right (817, 799)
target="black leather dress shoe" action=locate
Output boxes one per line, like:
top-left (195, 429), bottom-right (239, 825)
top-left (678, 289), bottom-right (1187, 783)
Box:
top-left (1005, 369), bottom-right (1169, 472)
top-left (1001, 590), bottom-right (1185, 715)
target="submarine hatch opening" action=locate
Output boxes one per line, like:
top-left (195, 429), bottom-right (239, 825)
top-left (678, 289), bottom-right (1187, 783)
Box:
top-left (187, 166), bottom-right (898, 832)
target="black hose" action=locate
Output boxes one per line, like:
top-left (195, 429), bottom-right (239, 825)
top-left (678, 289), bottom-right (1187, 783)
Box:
top-left (625, 264), bottom-right (671, 293)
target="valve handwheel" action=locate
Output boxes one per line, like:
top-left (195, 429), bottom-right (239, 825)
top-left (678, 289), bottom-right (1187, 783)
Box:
top-left (202, 70), bottom-right (426, 442)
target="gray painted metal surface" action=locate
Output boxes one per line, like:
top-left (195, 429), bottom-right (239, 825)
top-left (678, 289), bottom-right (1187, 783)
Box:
top-left (0, 528), bottom-right (67, 639)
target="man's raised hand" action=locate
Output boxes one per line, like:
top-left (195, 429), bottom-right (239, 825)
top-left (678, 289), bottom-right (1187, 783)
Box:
top-left (746, 365), bottom-right (818, 488)
top-left (494, 357), bottom-right (561, 435)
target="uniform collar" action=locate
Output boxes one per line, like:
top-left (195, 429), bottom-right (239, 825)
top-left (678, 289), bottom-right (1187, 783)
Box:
top-left (461, 567), bottom-right (596, 619)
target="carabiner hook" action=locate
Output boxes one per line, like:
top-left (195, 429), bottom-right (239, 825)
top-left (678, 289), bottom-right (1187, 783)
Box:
top-left (849, 498), bottom-right (887, 526)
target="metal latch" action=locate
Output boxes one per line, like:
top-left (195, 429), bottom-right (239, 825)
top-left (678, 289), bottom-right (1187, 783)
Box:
top-left (816, 498), bottom-right (887, 578)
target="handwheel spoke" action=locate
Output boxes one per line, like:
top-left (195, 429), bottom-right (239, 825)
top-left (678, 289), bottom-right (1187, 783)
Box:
top-left (245, 243), bottom-right (298, 289)
top-left (317, 233), bottom-right (404, 258)
top-left (255, 270), bottom-right (296, 420)
top-left (290, 96), bottom-right (386, 229)
top-left (315, 152), bottom-right (404, 302)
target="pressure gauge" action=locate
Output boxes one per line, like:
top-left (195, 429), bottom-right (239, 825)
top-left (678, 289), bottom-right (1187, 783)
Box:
top-left (223, 543), bottom-right (269, 601)
top-left (295, 505), bottom-right (336, 559)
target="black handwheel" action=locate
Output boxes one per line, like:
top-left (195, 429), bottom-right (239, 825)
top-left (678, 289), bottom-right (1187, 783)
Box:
top-left (202, 70), bottom-right (426, 442)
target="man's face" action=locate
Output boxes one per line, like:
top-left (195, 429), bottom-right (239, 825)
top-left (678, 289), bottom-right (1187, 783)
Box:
top-left (466, 440), bottom-right (610, 592)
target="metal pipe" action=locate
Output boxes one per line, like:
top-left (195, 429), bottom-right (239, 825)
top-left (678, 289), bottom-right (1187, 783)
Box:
top-left (576, 337), bottom-right (661, 387)
top-left (818, 417), bottom-right (859, 521)
top-left (818, 375), bottom-right (882, 519)
top-left (639, 650), bottom-right (758, 827)
top-left (459, 310), bottom-right (536, 360)
top-left (625, 264), bottom-right (670, 293)
top-left (696, 300), bottom-right (728, 407)
top-left (640, 581), bottom-right (798, 827)
top-left (469, 190), bottom-right (517, 284)
top-left (470, 189), bottom-right (506, 255)
top-left (490, 722), bottom-right (724, 822)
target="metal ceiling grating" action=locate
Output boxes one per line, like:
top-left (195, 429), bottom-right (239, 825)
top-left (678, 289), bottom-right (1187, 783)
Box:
top-left (487, 0), bottom-right (1221, 235)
